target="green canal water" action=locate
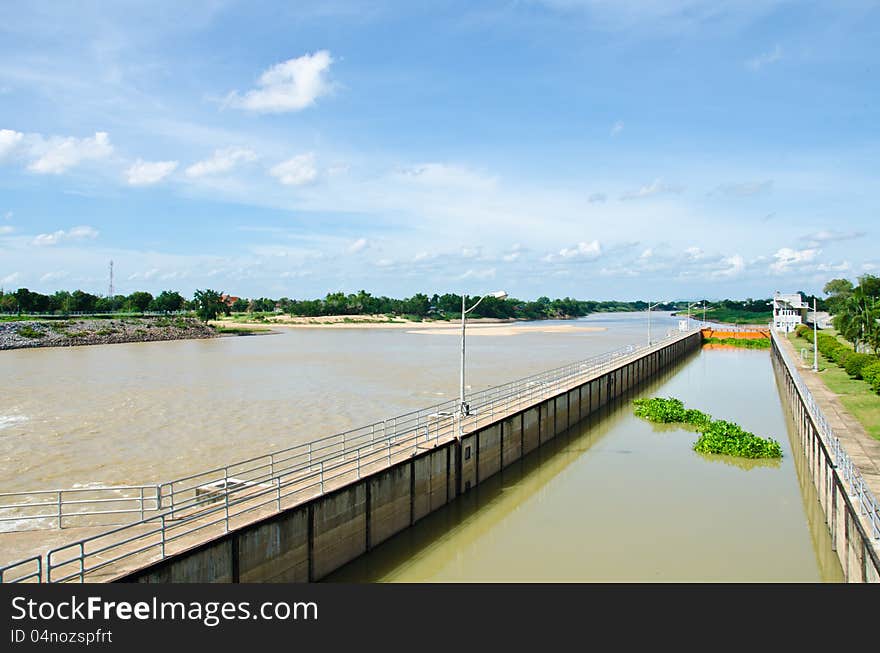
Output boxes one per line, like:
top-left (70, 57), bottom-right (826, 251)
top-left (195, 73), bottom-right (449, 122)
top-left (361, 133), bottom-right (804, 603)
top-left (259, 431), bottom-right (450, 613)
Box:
top-left (327, 347), bottom-right (844, 582)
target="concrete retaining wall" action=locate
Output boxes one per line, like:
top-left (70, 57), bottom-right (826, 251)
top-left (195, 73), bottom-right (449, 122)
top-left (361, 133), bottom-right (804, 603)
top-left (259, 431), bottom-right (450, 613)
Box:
top-left (118, 332), bottom-right (701, 583)
top-left (771, 340), bottom-right (880, 583)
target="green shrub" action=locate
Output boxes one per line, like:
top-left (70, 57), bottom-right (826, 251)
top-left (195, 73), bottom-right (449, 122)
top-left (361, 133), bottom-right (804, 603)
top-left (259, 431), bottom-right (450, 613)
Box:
top-left (795, 324), bottom-right (810, 338)
top-left (18, 325), bottom-right (44, 339)
top-left (862, 362), bottom-right (880, 393)
top-left (843, 353), bottom-right (877, 379)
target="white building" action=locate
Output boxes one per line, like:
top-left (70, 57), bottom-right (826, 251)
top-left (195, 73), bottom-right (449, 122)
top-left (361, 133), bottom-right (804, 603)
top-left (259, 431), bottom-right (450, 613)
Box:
top-left (772, 291), bottom-right (808, 333)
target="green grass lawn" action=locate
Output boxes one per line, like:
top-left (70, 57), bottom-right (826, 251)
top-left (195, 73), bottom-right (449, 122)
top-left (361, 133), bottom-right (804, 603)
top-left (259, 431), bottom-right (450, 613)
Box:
top-left (702, 307), bottom-right (772, 325)
top-left (788, 332), bottom-right (880, 441)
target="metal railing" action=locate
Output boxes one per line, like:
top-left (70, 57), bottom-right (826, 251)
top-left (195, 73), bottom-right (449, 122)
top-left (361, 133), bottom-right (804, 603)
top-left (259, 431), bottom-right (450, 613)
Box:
top-left (0, 486), bottom-right (161, 532)
top-left (771, 330), bottom-right (880, 540)
top-left (3, 329), bottom-right (698, 582)
top-left (0, 556), bottom-right (41, 583)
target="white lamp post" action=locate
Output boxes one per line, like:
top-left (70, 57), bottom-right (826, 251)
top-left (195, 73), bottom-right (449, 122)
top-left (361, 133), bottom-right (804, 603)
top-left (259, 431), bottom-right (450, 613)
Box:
top-left (647, 300), bottom-right (666, 345)
top-left (813, 296), bottom-right (818, 372)
top-left (460, 290), bottom-right (508, 421)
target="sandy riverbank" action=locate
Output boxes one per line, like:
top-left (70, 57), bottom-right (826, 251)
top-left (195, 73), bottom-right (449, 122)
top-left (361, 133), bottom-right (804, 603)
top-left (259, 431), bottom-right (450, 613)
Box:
top-left (210, 314), bottom-right (607, 336)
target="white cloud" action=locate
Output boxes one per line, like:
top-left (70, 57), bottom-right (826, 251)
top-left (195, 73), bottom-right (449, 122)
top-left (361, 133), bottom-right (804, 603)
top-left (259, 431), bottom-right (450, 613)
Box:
top-left (27, 131), bottom-right (113, 174)
top-left (0, 226), bottom-right (14, 235)
top-left (0, 129), bottom-right (24, 160)
top-left (459, 268), bottom-right (497, 280)
top-left (816, 261), bottom-right (851, 273)
top-left (610, 120), bottom-right (624, 136)
top-left (346, 238), bottom-right (368, 254)
top-left (711, 179), bottom-right (773, 197)
top-left (395, 163), bottom-right (497, 191)
top-left (747, 44), bottom-right (782, 70)
top-left (1, 272), bottom-right (20, 285)
top-left (769, 247), bottom-right (819, 274)
top-left (126, 159), bottom-right (178, 186)
top-left (684, 246), bottom-right (706, 260)
top-left (185, 147), bottom-right (257, 178)
top-left (545, 240), bottom-right (602, 262)
top-left (32, 225), bottom-right (99, 246)
top-left (40, 270), bottom-right (68, 282)
top-left (800, 230), bottom-right (866, 247)
top-left (127, 268), bottom-right (161, 281)
top-left (639, 248), bottom-right (653, 259)
top-left (620, 178), bottom-right (683, 200)
top-left (712, 254), bottom-right (745, 278)
top-left (227, 51), bottom-right (334, 113)
top-left (270, 153), bottom-right (317, 186)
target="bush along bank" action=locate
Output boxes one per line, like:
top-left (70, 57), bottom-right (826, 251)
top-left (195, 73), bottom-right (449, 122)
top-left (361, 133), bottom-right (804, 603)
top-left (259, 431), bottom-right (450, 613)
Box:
top-left (795, 325), bottom-right (880, 395)
top-left (632, 397), bottom-right (783, 459)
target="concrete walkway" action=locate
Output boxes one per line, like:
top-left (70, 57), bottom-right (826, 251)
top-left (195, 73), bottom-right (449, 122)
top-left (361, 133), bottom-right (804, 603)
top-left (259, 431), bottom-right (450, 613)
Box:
top-left (777, 333), bottom-right (880, 499)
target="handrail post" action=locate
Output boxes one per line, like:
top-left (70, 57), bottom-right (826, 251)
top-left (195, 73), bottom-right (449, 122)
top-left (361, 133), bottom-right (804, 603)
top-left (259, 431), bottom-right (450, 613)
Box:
top-left (320, 461), bottom-right (324, 493)
top-left (224, 468), bottom-right (230, 533)
top-left (79, 543), bottom-right (84, 583)
top-left (140, 486), bottom-right (145, 522)
top-left (161, 515), bottom-right (166, 558)
top-left (57, 491), bottom-right (62, 529)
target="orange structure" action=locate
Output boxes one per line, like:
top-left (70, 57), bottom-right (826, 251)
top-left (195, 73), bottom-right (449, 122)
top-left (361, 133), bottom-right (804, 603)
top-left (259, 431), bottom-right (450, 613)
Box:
top-left (700, 328), bottom-right (770, 340)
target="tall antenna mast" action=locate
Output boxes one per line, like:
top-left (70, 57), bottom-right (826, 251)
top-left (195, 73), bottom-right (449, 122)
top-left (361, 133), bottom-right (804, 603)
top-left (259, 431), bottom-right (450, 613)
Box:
top-left (108, 260), bottom-right (114, 297)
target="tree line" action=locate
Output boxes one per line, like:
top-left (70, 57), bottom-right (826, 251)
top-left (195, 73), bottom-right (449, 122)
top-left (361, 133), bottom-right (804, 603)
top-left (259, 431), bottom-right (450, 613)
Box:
top-left (5, 285), bottom-right (819, 324)
top-left (0, 287), bottom-right (685, 321)
top-left (823, 274), bottom-right (880, 354)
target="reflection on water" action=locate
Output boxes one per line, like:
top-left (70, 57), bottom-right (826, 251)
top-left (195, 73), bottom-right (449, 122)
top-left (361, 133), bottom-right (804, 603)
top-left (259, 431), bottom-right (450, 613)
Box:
top-left (326, 347), bottom-right (843, 582)
top-left (695, 452), bottom-right (782, 471)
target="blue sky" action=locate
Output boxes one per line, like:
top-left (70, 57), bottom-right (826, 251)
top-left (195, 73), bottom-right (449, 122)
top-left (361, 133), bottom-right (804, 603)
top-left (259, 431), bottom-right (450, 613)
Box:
top-left (0, 0), bottom-right (877, 301)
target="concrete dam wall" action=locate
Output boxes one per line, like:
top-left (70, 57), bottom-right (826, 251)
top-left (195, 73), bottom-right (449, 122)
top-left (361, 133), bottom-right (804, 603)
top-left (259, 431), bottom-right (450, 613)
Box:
top-left (118, 332), bottom-right (702, 583)
top-left (771, 336), bottom-right (880, 583)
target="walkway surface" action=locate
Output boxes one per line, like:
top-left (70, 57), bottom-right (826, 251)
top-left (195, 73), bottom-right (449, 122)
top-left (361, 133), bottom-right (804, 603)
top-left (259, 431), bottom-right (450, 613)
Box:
top-left (777, 332), bottom-right (880, 499)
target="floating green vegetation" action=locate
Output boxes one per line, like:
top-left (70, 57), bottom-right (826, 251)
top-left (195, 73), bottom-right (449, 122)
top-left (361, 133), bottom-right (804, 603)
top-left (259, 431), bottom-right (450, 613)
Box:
top-left (693, 420), bottom-right (783, 459)
top-left (632, 396), bottom-right (782, 459)
top-left (702, 337), bottom-right (770, 349)
top-left (632, 397), bottom-right (713, 428)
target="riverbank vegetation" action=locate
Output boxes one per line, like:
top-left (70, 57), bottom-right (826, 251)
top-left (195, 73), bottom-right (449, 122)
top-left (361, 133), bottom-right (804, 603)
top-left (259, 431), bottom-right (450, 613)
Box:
top-left (791, 330), bottom-right (880, 441)
top-left (702, 337), bottom-right (770, 349)
top-left (632, 397), bottom-right (782, 459)
top-left (821, 275), bottom-right (880, 355)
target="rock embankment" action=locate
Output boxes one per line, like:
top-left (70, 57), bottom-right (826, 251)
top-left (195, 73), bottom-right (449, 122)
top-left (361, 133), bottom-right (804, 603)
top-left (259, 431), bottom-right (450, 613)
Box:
top-left (0, 317), bottom-right (217, 350)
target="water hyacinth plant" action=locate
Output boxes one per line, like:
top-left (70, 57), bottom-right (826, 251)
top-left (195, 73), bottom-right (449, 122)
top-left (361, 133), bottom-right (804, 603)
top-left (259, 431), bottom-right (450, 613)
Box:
top-left (632, 396), bottom-right (782, 459)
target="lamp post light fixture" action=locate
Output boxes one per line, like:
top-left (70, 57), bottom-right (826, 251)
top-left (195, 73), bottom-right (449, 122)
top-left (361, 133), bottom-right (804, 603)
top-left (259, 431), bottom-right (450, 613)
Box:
top-left (647, 300), bottom-right (666, 345)
top-left (686, 302), bottom-right (705, 330)
top-left (460, 290), bottom-right (508, 423)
